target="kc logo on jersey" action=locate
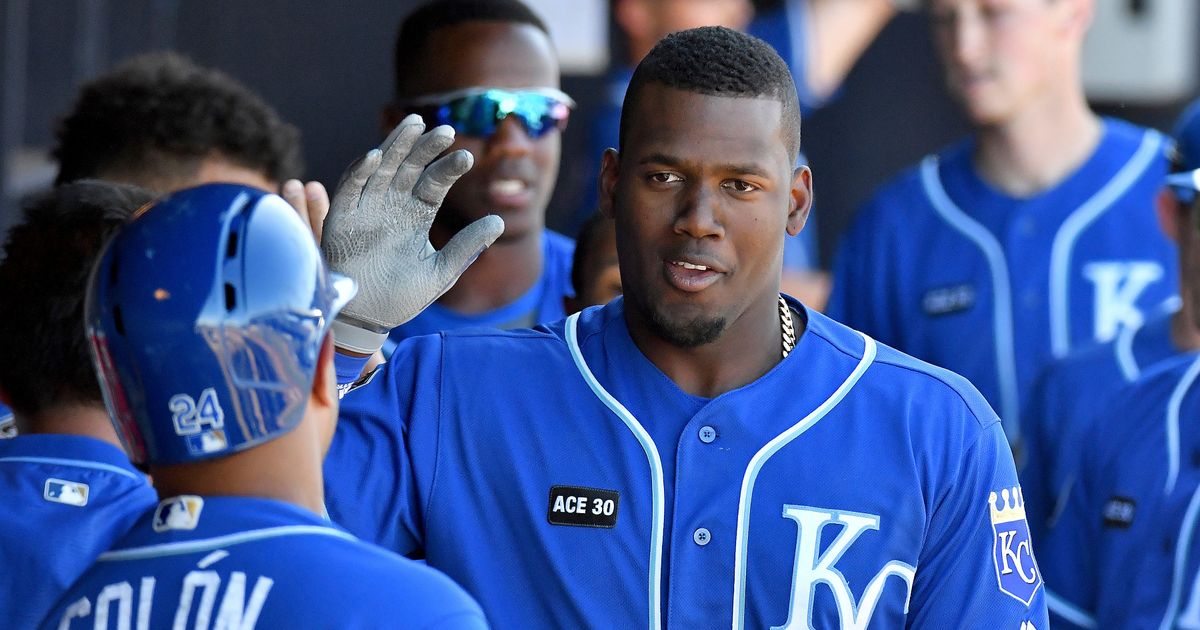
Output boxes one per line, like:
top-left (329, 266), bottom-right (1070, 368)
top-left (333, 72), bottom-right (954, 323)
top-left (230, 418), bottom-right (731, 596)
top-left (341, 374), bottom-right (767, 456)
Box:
top-left (1083, 261), bottom-right (1163, 342)
top-left (989, 486), bottom-right (1042, 606)
top-left (44, 478), bottom-right (89, 507)
top-left (778, 505), bottom-right (915, 627)
top-left (153, 495), bottom-right (204, 532)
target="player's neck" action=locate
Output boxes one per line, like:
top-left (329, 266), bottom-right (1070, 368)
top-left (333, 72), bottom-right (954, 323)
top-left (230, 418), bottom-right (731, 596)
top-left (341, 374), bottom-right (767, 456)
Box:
top-left (151, 426), bottom-right (327, 517)
top-left (627, 294), bottom-right (796, 399)
top-left (973, 95), bottom-right (1101, 198)
top-left (430, 223), bottom-right (544, 314)
top-left (1170, 304), bottom-right (1200, 352)
top-left (18, 404), bottom-right (124, 449)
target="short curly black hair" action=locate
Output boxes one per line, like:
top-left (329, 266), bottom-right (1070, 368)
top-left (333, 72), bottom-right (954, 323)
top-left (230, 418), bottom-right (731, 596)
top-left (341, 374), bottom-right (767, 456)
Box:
top-left (53, 52), bottom-right (303, 189)
top-left (620, 26), bottom-right (801, 162)
top-left (393, 0), bottom-right (549, 98)
top-left (0, 181), bottom-right (154, 419)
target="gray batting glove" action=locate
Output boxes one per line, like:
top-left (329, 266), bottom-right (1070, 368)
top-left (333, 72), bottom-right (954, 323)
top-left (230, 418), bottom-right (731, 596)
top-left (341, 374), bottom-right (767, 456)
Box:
top-left (322, 114), bottom-right (505, 354)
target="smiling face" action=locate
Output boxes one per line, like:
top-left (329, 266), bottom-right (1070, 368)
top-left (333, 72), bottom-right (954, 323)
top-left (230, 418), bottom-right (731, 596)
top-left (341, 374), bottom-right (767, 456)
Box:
top-left (397, 21), bottom-right (561, 242)
top-left (600, 83), bottom-right (810, 349)
top-left (929, 0), bottom-right (1085, 127)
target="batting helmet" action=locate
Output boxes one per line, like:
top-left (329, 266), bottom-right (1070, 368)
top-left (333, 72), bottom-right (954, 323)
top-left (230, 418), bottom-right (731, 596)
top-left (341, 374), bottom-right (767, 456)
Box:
top-left (85, 183), bottom-right (355, 465)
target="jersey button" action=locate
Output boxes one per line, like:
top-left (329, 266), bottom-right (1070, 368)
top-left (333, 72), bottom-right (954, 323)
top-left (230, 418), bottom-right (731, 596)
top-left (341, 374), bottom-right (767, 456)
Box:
top-left (698, 425), bottom-right (717, 444)
top-left (693, 527), bottom-right (711, 546)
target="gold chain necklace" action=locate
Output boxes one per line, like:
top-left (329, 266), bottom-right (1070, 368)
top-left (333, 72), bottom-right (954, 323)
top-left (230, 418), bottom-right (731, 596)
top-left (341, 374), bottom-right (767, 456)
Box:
top-left (780, 295), bottom-right (796, 358)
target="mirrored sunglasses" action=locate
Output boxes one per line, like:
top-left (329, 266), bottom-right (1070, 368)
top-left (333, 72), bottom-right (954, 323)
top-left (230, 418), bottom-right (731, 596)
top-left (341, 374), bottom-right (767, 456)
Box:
top-left (1166, 168), bottom-right (1200, 207)
top-left (404, 87), bottom-right (575, 139)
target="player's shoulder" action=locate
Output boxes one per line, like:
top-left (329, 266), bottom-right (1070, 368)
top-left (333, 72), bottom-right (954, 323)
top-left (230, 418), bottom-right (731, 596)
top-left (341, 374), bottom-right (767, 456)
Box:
top-left (305, 536), bottom-right (485, 621)
top-left (1039, 335), bottom-right (1128, 391)
top-left (1099, 116), bottom-right (1163, 149)
top-left (806, 308), bottom-right (1000, 431)
top-left (848, 139), bottom-right (972, 232)
top-left (1119, 351), bottom-right (1200, 403)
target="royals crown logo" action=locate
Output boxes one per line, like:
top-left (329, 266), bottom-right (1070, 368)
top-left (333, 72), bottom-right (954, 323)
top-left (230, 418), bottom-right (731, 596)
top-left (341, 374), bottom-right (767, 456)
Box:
top-left (989, 486), bottom-right (1026, 525)
top-left (988, 485), bottom-right (1042, 607)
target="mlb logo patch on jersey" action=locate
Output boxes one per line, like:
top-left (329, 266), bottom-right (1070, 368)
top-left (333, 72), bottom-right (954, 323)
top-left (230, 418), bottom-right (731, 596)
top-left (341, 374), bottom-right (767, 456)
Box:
top-left (989, 486), bottom-right (1042, 606)
top-left (922, 283), bottom-right (976, 316)
top-left (153, 495), bottom-right (204, 532)
top-left (43, 478), bottom-right (89, 507)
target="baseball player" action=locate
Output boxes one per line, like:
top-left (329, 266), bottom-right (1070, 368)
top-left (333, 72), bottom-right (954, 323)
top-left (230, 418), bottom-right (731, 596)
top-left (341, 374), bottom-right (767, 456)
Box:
top-left (54, 51), bottom-right (301, 194)
top-left (323, 27), bottom-right (1048, 628)
top-left (0, 182), bottom-right (159, 629)
top-left (1036, 104), bottom-right (1200, 628)
top-left (39, 184), bottom-right (487, 629)
top-left (1036, 349), bottom-right (1200, 628)
top-left (828, 0), bottom-right (1178, 442)
top-left (1020, 100), bottom-right (1200, 548)
top-left (379, 0), bottom-right (575, 354)
top-left (564, 212), bottom-right (621, 313)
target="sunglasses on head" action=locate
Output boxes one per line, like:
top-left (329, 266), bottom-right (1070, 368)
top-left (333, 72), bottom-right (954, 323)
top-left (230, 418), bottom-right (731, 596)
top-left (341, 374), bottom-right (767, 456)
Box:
top-left (403, 87), bottom-right (575, 139)
top-left (1166, 168), bottom-right (1200, 207)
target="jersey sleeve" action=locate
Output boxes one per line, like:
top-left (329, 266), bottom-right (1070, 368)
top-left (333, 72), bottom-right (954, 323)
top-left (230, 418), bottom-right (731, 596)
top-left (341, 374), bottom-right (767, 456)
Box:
top-left (905, 421), bottom-right (1049, 628)
top-left (323, 334), bottom-right (446, 556)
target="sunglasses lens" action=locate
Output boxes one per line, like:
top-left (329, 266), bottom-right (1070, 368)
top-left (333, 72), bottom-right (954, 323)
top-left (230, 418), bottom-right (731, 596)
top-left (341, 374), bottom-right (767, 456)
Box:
top-left (421, 91), bottom-right (570, 139)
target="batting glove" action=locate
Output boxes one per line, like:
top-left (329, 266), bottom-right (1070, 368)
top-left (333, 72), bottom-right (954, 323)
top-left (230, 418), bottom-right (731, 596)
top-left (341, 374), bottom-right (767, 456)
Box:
top-left (322, 114), bottom-right (505, 354)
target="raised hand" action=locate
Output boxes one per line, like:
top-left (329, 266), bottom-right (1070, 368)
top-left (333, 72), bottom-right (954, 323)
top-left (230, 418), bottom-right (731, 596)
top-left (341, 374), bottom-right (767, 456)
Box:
top-left (321, 114), bottom-right (504, 353)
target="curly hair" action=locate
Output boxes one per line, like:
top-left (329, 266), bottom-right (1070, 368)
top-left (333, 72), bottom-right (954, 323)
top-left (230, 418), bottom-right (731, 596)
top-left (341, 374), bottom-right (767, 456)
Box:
top-left (0, 181), bottom-right (154, 417)
top-left (620, 26), bottom-right (801, 161)
top-left (53, 52), bottom-right (303, 189)
top-left (393, 0), bottom-right (549, 98)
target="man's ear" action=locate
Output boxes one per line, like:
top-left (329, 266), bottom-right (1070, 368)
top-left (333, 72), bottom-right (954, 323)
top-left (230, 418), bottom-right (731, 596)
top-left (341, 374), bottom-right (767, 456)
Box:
top-left (599, 148), bottom-right (622, 220)
top-left (1157, 189), bottom-right (1182, 244)
top-left (312, 334), bottom-right (337, 408)
top-left (786, 166), bottom-right (814, 237)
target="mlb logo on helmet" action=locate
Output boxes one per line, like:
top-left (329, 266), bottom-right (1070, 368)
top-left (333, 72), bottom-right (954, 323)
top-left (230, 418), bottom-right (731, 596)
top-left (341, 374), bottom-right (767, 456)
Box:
top-left (186, 429), bottom-right (228, 456)
top-left (989, 486), bottom-right (1042, 606)
top-left (43, 478), bottom-right (89, 507)
top-left (153, 495), bottom-right (204, 532)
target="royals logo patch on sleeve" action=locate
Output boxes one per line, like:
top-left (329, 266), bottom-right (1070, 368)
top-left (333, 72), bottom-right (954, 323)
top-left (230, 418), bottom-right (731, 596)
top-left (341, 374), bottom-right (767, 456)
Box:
top-left (989, 486), bottom-right (1042, 606)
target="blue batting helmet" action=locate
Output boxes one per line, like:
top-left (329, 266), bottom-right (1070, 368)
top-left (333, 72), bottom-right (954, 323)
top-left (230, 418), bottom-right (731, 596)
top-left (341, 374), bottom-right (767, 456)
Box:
top-left (85, 183), bottom-right (355, 465)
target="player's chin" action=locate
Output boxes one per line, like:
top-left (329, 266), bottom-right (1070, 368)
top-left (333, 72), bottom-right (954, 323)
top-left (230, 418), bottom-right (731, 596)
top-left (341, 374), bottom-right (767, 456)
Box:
top-left (647, 303), bottom-right (726, 347)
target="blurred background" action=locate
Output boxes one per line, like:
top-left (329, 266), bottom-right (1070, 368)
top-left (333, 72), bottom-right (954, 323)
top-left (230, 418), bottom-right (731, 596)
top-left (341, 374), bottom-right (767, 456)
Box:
top-left (2, 0), bottom-right (1198, 267)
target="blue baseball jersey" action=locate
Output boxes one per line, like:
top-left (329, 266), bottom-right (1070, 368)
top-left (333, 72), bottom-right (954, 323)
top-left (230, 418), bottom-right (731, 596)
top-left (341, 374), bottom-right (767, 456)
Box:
top-left (0, 434), bottom-right (156, 629)
top-left (829, 119), bottom-right (1177, 439)
top-left (1038, 352), bottom-right (1200, 628)
top-left (1020, 299), bottom-right (1182, 546)
top-left (384, 229), bottom-right (575, 355)
top-left (40, 495), bottom-right (487, 629)
top-left (326, 297), bottom-right (1048, 628)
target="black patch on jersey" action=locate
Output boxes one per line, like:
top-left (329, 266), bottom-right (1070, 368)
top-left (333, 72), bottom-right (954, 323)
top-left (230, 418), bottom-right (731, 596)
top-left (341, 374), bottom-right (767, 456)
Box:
top-left (922, 284), bottom-right (976, 316)
top-left (547, 485), bottom-right (619, 528)
top-left (1103, 496), bottom-right (1136, 529)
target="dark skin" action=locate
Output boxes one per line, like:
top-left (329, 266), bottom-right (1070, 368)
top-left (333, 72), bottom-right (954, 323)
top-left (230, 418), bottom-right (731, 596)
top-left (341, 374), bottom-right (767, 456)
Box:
top-left (383, 21), bottom-right (561, 314)
top-left (599, 84), bottom-right (812, 397)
